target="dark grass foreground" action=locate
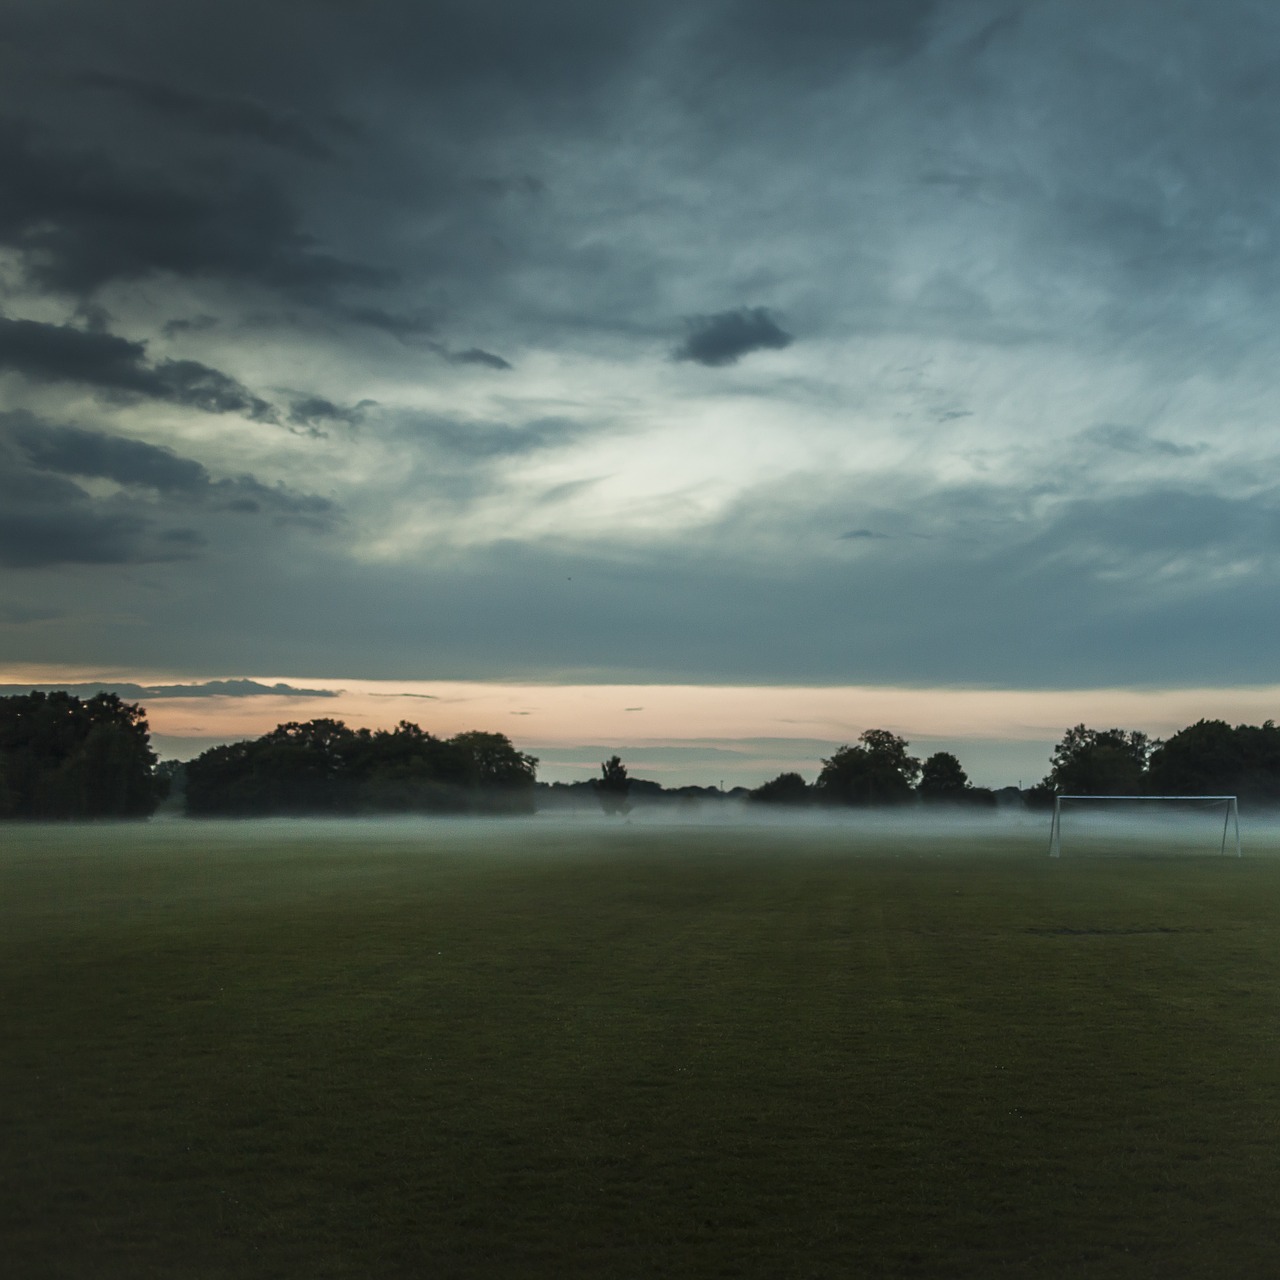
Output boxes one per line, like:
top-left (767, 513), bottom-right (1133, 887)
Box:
top-left (3, 820), bottom-right (1280, 1278)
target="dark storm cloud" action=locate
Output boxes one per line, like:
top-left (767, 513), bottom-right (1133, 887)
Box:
top-left (0, 430), bottom-right (181, 567)
top-left (0, 118), bottom-right (381, 297)
top-left (0, 317), bottom-right (276, 419)
top-left (73, 71), bottom-right (352, 160)
top-left (0, 507), bottom-right (157, 568)
top-left (673, 308), bottom-right (793, 367)
top-left (10, 418), bottom-right (209, 492)
top-left (0, 412), bottom-right (338, 567)
top-left (8, 417), bottom-right (337, 521)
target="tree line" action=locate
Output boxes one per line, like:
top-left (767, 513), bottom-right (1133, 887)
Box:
top-left (0, 691), bottom-right (163, 818)
top-left (747, 730), bottom-right (997, 807)
top-left (183, 719), bottom-right (539, 815)
top-left (5, 689), bottom-right (1280, 819)
top-left (747, 720), bottom-right (1280, 808)
top-left (1032, 721), bottom-right (1280, 803)
top-left (0, 693), bottom-right (537, 819)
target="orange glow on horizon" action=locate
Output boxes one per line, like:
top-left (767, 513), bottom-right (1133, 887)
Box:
top-left (4, 666), bottom-right (1280, 751)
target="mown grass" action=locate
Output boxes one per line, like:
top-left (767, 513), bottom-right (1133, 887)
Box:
top-left (3, 817), bottom-right (1280, 1278)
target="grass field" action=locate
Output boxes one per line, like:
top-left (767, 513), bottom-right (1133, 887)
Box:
top-left (4, 815), bottom-right (1280, 1278)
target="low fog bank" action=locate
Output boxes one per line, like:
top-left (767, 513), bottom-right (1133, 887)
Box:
top-left (141, 803), bottom-right (1059, 855)
top-left (12, 799), bottom-right (1280, 862)
top-left (149, 800), bottom-right (1280, 855)
top-left (534, 799), bottom-right (1048, 835)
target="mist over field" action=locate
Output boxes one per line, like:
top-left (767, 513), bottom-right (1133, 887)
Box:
top-left (25, 801), bottom-right (1276, 856)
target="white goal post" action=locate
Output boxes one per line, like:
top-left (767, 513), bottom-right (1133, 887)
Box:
top-left (1047, 795), bottom-right (1241, 858)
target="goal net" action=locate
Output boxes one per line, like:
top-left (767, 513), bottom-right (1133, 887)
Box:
top-left (1047, 795), bottom-right (1241, 858)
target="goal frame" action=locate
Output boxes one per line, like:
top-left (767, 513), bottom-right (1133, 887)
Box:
top-left (1047, 794), bottom-right (1241, 858)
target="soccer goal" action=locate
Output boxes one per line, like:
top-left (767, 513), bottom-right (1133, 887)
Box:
top-left (1047, 795), bottom-right (1241, 858)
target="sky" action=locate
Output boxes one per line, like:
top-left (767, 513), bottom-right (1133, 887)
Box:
top-left (2, 0), bottom-right (1280, 787)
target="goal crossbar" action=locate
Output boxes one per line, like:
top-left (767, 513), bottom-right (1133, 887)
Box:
top-left (1048, 794), bottom-right (1241, 858)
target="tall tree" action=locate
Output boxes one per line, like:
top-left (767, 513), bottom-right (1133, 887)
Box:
top-left (595, 755), bottom-right (631, 816)
top-left (749, 771), bottom-right (811, 804)
top-left (815, 730), bottom-right (920, 806)
top-left (1146, 719), bottom-right (1280, 803)
top-left (1042, 725), bottom-right (1151, 795)
top-left (0, 691), bottom-right (162, 819)
top-left (918, 752), bottom-right (969, 802)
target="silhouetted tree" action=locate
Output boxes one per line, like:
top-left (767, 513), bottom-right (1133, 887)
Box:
top-left (1232, 721), bottom-right (1280, 803)
top-left (918, 752), bottom-right (968, 802)
top-left (1146, 719), bottom-right (1280, 804)
top-left (184, 719), bottom-right (538, 816)
top-left (155, 759), bottom-right (184, 807)
top-left (447, 731), bottom-right (539, 812)
top-left (595, 755), bottom-right (631, 815)
top-left (1144, 719), bottom-right (1237, 797)
top-left (0, 691), bottom-right (162, 819)
top-left (749, 771), bottom-right (811, 804)
top-left (1041, 725), bottom-right (1151, 795)
top-left (815, 730), bottom-right (920, 806)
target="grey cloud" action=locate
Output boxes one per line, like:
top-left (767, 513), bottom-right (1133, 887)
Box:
top-left (0, 316), bottom-right (276, 420)
top-left (0, 604), bottom-right (63, 626)
top-left (159, 527), bottom-right (205, 547)
top-left (0, 452), bottom-right (95, 507)
top-left (400, 413), bottom-right (581, 458)
top-left (696, 0), bottom-right (942, 69)
top-left (74, 71), bottom-right (352, 160)
top-left (839, 528), bottom-right (891, 541)
top-left (673, 308), bottom-right (793, 367)
top-left (14, 472), bottom-right (1280, 688)
top-left (472, 175), bottom-right (544, 198)
top-left (161, 315), bottom-right (218, 337)
top-left (288, 396), bottom-right (374, 430)
top-left (209, 475), bottom-right (338, 525)
top-left (0, 507), bottom-right (157, 568)
top-left (5, 414), bottom-right (334, 516)
top-left (0, 414), bottom-right (339, 566)
top-left (537, 478), bottom-right (599, 505)
top-left (0, 679), bottom-right (337, 698)
top-left (0, 117), bottom-right (382, 297)
top-left (335, 307), bottom-right (439, 340)
top-left (10, 419), bottom-right (209, 492)
top-left (448, 347), bottom-right (513, 370)
top-left (1024, 487), bottom-right (1276, 566)
top-left (1082, 424), bottom-right (1204, 458)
